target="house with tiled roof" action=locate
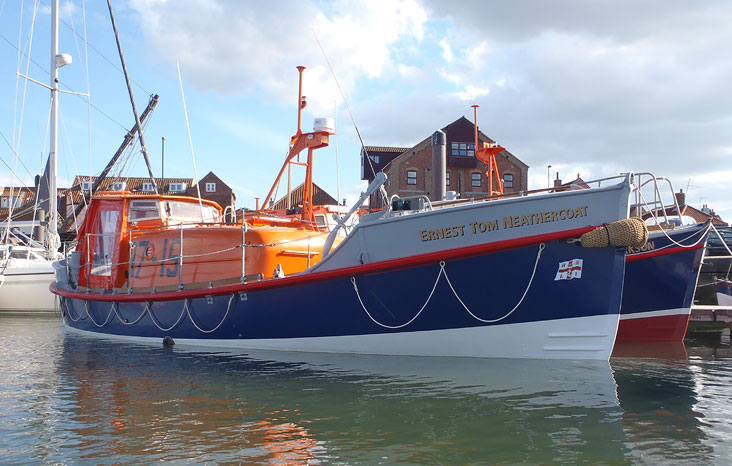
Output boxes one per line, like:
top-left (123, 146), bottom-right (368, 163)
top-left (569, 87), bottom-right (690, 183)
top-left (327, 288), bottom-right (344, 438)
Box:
top-left (61, 172), bottom-right (236, 232)
top-left (361, 117), bottom-right (529, 208)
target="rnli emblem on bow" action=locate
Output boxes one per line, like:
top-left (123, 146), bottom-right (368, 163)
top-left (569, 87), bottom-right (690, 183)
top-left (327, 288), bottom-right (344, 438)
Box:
top-left (555, 259), bottom-right (583, 280)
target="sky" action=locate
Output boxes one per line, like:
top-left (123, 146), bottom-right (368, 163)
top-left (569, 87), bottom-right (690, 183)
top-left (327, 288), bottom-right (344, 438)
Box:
top-left (1, 0), bottom-right (731, 217)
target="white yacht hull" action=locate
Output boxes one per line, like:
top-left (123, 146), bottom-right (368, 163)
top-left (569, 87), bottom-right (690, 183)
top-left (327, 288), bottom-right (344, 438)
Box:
top-left (0, 265), bottom-right (56, 312)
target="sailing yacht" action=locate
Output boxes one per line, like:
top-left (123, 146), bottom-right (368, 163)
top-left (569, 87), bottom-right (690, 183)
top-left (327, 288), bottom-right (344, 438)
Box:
top-left (0, 0), bottom-right (66, 312)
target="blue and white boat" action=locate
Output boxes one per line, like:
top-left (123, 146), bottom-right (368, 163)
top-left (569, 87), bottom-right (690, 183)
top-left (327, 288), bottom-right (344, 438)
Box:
top-left (52, 68), bottom-right (646, 360)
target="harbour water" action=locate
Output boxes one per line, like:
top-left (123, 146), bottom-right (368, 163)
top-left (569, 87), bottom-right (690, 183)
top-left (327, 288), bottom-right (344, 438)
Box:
top-left (1, 315), bottom-right (731, 465)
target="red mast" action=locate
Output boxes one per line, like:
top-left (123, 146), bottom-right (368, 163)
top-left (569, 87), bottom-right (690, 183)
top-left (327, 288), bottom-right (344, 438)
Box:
top-left (258, 67), bottom-right (331, 226)
top-left (472, 104), bottom-right (505, 197)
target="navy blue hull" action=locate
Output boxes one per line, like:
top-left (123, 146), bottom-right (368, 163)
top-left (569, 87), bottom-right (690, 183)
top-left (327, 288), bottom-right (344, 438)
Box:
top-left (60, 239), bottom-right (625, 346)
top-left (618, 224), bottom-right (708, 341)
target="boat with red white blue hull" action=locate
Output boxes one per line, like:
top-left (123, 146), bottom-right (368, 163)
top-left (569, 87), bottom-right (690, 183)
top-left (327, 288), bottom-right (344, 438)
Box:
top-left (51, 66), bottom-right (648, 360)
top-left (617, 222), bottom-right (710, 341)
top-left (53, 176), bottom-right (638, 360)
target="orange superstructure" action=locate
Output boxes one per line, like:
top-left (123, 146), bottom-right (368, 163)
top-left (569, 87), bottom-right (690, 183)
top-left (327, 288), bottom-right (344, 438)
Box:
top-left (72, 67), bottom-right (340, 293)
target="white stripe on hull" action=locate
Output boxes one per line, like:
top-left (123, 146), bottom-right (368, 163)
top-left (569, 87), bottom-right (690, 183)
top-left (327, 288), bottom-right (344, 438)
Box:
top-left (65, 313), bottom-right (620, 360)
top-left (618, 307), bottom-right (691, 321)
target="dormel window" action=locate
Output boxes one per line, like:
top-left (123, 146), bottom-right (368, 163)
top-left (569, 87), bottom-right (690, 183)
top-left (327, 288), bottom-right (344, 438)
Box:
top-left (451, 142), bottom-right (475, 157)
top-left (205, 182), bottom-right (216, 193)
top-left (169, 183), bottom-right (187, 193)
top-left (446, 171), bottom-right (451, 186)
top-left (142, 182), bottom-right (155, 192)
top-left (369, 155), bottom-right (380, 164)
top-left (112, 181), bottom-right (126, 191)
top-left (407, 169), bottom-right (417, 185)
top-left (504, 173), bottom-right (514, 189)
top-left (471, 172), bottom-right (481, 187)
top-left (81, 180), bottom-right (92, 191)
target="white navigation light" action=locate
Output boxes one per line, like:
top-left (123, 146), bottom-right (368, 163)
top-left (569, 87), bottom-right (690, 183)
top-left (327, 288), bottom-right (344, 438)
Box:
top-left (55, 53), bottom-right (72, 68)
top-left (313, 117), bottom-right (335, 134)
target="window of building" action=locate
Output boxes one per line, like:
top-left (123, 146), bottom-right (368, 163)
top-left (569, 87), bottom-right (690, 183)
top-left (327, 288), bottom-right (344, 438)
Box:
top-left (407, 169), bottom-right (417, 185)
top-left (112, 182), bottom-right (126, 191)
top-left (169, 183), bottom-right (186, 193)
top-left (471, 172), bottom-right (481, 187)
top-left (206, 182), bottom-right (216, 193)
top-left (142, 182), bottom-right (155, 192)
top-left (369, 155), bottom-right (380, 164)
top-left (2, 196), bottom-right (22, 208)
top-left (451, 142), bottom-right (475, 157)
top-left (446, 171), bottom-right (451, 186)
top-left (503, 173), bottom-right (514, 189)
top-left (81, 180), bottom-right (92, 191)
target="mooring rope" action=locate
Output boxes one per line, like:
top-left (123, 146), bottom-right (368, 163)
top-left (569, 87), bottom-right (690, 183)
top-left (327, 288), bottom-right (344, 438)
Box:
top-left (351, 243), bottom-right (545, 329)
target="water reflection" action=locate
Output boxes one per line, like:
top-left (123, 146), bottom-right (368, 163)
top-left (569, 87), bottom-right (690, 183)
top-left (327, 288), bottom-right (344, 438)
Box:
top-left (1, 316), bottom-right (731, 464)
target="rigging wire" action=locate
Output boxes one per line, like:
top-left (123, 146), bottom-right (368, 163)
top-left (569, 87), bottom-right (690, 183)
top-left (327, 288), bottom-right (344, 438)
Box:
top-left (312, 29), bottom-right (385, 209)
top-left (0, 30), bottom-right (128, 132)
top-left (177, 61), bottom-right (205, 218)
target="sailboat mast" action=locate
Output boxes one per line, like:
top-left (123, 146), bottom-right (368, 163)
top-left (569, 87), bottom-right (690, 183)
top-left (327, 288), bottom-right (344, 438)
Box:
top-left (48, 0), bottom-right (59, 244)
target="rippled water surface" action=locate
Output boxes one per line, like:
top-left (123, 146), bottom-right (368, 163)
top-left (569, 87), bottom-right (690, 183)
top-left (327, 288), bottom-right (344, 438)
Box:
top-left (1, 315), bottom-right (731, 464)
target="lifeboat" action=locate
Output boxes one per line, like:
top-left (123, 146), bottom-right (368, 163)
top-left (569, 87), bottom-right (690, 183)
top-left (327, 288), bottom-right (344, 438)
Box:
top-left (52, 66), bottom-right (649, 360)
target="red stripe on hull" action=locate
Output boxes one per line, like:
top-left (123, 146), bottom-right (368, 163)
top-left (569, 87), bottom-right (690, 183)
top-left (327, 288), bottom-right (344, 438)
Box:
top-left (615, 313), bottom-right (691, 342)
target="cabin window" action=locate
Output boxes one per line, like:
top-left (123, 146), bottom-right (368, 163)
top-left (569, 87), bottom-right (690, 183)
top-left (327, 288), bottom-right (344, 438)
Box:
top-left (504, 173), bottom-right (514, 189)
top-left (314, 214), bottom-right (327, 229)
top-left (91, 210), bottom-right (120, 276)
top-left (129, 200), bottom-right (161, 221)
top-left (471, 172), bottom-right (481, 187)
top-left (407, 169), bottom-right (417, 185)
top-left (165, 201), bottom-right (219, 223)
top-left (446, 171), bottom-right (451, 186)
top-left (206, 182), bottom-right (216, 193)
top-left (451, 142), bottom-right (475, 157)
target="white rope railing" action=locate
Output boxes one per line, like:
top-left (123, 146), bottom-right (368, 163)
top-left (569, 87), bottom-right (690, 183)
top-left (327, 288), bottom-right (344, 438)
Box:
top-left (61, 293), bottom-right (236, 335)
top-left (351, 243), bottom-right (545, 329)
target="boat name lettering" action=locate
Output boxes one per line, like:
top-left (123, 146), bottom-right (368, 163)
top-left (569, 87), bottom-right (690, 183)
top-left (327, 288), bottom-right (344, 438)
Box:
top-left (420, 224), bottom-right (466, 242)
top-left (503, 205), bottom-right (588, 229)
top-left (627, 240), bottom-right (655, 254)
top-left (418, 205), bottom-right (588, 242)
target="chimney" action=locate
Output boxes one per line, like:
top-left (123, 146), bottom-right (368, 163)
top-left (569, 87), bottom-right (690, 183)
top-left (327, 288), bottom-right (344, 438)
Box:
top-left (431, 130), bottom-right (446, 202)
top-left (553, 172), bottom-right (562, 188)
top-left (675, 189), bottom-right (686, 207)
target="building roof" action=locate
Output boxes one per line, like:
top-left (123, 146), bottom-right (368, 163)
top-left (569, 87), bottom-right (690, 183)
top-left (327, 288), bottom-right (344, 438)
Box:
top-left (273, 182), bottom-right (339, 209)
top-left (66, 175), bottom-right (194, 203)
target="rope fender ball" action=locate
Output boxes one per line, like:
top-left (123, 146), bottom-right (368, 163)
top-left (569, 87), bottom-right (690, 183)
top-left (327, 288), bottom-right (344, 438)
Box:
top-left (579, 217), bottom-right (648, 248)
top-left (163, 336), bottom-right (175, 347)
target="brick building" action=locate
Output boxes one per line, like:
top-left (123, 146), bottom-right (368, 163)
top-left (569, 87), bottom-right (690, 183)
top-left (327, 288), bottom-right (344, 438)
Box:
top-left (361, 117), bottom-right (528, 208)
top-left (61, 171), bottom-right (236, 232)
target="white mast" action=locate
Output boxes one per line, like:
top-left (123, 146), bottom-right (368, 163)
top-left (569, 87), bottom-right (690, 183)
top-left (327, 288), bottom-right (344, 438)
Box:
top-left (48, 0), bottom-right (71, 251)
top-left (48, 0), bottom-right (59, 247)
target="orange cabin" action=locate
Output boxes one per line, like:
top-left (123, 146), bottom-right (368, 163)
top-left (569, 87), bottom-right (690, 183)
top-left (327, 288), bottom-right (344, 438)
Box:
top-left (75, 192), bottom-right (339, 292)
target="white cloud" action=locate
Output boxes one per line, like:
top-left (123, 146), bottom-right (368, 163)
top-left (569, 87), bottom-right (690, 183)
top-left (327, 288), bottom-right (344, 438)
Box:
top-left (129, 0), bottom-right (427, 117)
